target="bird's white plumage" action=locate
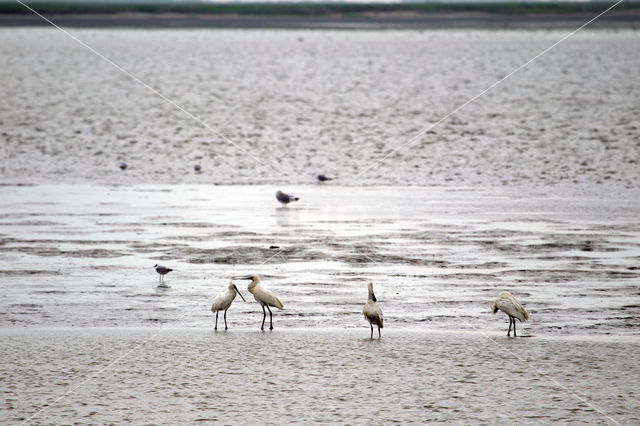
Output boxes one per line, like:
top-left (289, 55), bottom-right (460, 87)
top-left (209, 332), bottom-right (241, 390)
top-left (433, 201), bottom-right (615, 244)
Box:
top-left (248, 278), bottom-right (284, 309)
top-left (211, 283), bottom-right (240, 312)
top-left (363, 282), bottom-right (383, 330)
top-left (491, 291), bottom-right (529, 322)
top-left (363, 301), bottom-right (383, 327)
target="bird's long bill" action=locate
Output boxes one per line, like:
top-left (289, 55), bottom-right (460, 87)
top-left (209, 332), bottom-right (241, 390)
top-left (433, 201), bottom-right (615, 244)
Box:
top-left (231, 275), bottom-right (253, 280)
top-left (235, 287), bottom-right (247, 302)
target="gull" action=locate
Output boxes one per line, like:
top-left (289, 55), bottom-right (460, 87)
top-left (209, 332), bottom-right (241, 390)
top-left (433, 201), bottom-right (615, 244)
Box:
top-left (317, 174), bottom-right (332, 182)
top-left (211, 281), bottom-right (247, 330)
top-left (234, 275), bottom-right (284, 330)
top-left (276, 190), bottom-right (299, 207)
top-left (491, 291), bottom-right (529, 337)
top-left (363, 282), bottom-right (383, 339)
top-left (154, 264), bottom-right (173, 285)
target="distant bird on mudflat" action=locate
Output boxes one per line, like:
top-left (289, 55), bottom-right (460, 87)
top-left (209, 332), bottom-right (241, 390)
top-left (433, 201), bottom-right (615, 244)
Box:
top-left (234, 275), bottom-right (284, 331)
top-left (194, 164), bottom-right (202, 173)
top-left (119, 162), bottom-right (127, 171)
top-left (317, 174), bottom-right (332, 182)
top-left (491, 291), bottom-right (529, 337)
top-left (276, 190), bottom-right (299, 207)
top-left (211, 281), bottom-right (247, 330)
top-left (363, 282), bottom-right (383, 339)
top-left (154, 264), bottom-right (173, 285)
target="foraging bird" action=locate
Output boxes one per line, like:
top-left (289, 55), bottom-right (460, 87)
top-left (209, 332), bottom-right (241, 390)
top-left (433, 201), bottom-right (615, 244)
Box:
top-left (154, 264), bottom-right (173, 285)
top-left (363, 282), bottom-right (383, 339)
top-left (491, 291), bottom-right (529, 337)
top-left (211, 281), bottom-right (247, 330)
top-left (234, 275), bottom-right (284, 331)
top-left (119, 162), bottom-right (127, 171)
top-left (317, 174), bottom-right (332, 182)
top-left (276, 190), bottom-right (299, 207)
top-left (194, 164), bottom-right (201, 173)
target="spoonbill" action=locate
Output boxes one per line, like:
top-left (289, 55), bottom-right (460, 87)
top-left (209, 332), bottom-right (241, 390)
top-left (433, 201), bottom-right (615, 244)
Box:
top-left (211, 281), bottom-right (247, 330)
top-left (363, 282), bottom-right (383, 339)
top-left (154, 264), bottom-right (173, 285)
top-left (234, 275), bottom-right (284, 331)
top-left (491, 291), bottom-right (529, 337)
top-left (276, 190), bottom-right (299, 207)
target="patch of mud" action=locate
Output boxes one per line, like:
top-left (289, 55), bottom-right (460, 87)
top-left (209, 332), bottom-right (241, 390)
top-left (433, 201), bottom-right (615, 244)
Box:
top-left (2, 246), bottom-right (126, 258)
top-left (0, 221), bottom-right (61, 226)
top-left (0, 270), bottom-right (62, 277)
top-left (180, 245), bottom-right (328, 264)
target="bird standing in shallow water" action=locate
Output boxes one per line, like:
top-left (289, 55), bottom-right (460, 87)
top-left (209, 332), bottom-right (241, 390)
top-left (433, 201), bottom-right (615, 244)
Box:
top-left (363, 282), bottom-right (383, 339)
top-left (154, 264), bottom-right (173, 285)
top-left (211, 281), bottom-right (247, 330)
top-left (491, 291), bottom-right (529, 337)
top-left (234, 275), bottom-right (284, 330)
top-left (276, 190), bottom-right (299, 207)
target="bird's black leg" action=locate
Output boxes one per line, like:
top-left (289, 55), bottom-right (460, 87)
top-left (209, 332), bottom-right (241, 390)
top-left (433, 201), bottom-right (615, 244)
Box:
top-left (378, 326), bottom-right (381, 338)
top-left (266, 305), bottom-right (273, 330)
top-left (507, 316), bottom-right (512, 336)
top-left (261, 305), bottom-right (266, 331)
top-left (513, 318), bottom-right (517, 337)
top-left (224, 309), bottom-right (228, 330)
top-left (215, 311), bottom-right (218, 331)
top-left (370, 323), bottom-right (373, 339)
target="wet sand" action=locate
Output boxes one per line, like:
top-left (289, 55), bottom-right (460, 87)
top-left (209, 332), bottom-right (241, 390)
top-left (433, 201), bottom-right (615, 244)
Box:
top-left (3, 328), bottom-right (639, 424)
top-left (1, 29), bottom-right (638, 187)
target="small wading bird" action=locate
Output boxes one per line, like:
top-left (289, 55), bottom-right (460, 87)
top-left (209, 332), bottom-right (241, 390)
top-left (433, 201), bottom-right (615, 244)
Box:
top-left (211, 281), bottom-right (247, 331)
top-left (119, 162), bottom-right (127, 171)
top-left (491, 291), bottom-right (529, 337)
top-left (363, 282), bottom-right (384, 339)
top-left (317, 174), bottom-right (332, 182)
top-left (194, 164), bottom-right (201, 173)
top-left (276, 190), bottom-right (299, 207)
top-left (234, 275), bottom-right (284, 330)
top-left (154, 264), bottom-right (173, 285)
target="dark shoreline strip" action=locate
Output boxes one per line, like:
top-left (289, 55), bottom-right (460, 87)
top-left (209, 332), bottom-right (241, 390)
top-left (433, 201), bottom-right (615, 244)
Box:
top-left (2, 2), bottom-right (640, 16)
top-left (2, 2), bottom-right (640, 29)
top-left (1, 11), bottom-right (640, 29)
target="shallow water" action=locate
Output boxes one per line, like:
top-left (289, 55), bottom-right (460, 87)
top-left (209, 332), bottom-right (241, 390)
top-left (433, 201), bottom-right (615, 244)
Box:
top-left (2, 328), bottom-right (639, 425)
top-left (0, 29), bottom-right (639, 187)
top-left (1, 184), bottom-right (639, 337)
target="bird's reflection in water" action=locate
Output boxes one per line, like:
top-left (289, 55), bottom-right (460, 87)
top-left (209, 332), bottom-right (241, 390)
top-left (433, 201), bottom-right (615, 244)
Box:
top-left (155, 284), bottom-right (170, 293)
top-left (276, 205), bottom-right (298, 228)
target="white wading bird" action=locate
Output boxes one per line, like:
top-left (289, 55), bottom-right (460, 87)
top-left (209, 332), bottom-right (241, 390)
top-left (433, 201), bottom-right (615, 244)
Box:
top-left (491, 291), bottom-right (529, 337)
top-left (363, 282), bottom-right (383, 339)
top-left (154, 264), bottom-right (173, 285)
top-left (211, 281), bottom-right (247, 331)
top-left (234, 275), bottom-right (284, 331)
top-left (276, 190), bottom-right (299, 207)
